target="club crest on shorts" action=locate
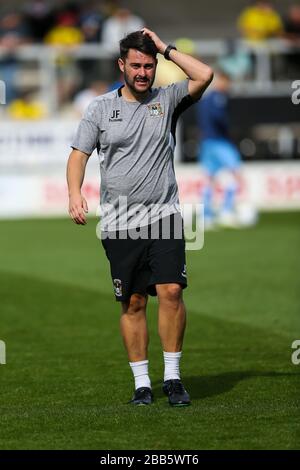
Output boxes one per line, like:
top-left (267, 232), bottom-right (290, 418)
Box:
top-left (113, 278), bottom-right (122, 297)
top-left (147, 102), bottom-right (163, 117)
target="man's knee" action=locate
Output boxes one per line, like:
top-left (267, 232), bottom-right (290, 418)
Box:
top-left (122, 293), bottom-right (147, 315)
top-left (157, 283), bottom-right (183, 304)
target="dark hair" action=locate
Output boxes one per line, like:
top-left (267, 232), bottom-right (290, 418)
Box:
top-left (119, 30), bottom-right (158, 60)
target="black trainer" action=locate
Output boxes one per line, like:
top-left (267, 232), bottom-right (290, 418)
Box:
top-left (163, 379), bottom-right (191, 406)
top-left (129, 387), bottom-right (153, 405)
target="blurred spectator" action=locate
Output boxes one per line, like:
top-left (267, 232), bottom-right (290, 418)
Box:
top-left (101, 7), bottom-right (144, 52)
top-left (73, 80), bottom-right (108, 116)
top-left (79, 0), bottom-right (104, 43)
top-left (23, 0), bottom-right (55, 42)
top-left (101, 0), bottom-right (120, 18)
top-left (80, 13), bottom-right (103, 43)
top-left (0, 12), bottom-right (30, 46)
top-left (0, 12), bottom-right (31, 103)
top-left (283, 5), bottom-right (300, 79)
top-left (44, 12), bottom-right (83, 46)
top-left (43, 7), bottom-right (83, 108)
top-left (284, 4), bottom-right (300, 43)
top-left (217, 40), bottom-right (252, 81)
top-left (76, 13), bottom-right (104, 94)
top-left (196, 71), bottom-right (243, 229)
top-left (55, 57), bottom-right (82, 108)
top-left (75, 3), bottom-right (104, 91)
top-left (237, 1), bottom-right (283, 41)
top-left (8, 88), bottom-right (46, 119)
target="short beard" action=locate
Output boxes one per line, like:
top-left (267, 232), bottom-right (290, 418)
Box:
top-left (123, 70), bottom-right (153, 96)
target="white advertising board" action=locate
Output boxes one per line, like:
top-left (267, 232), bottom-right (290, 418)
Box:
top-left (0, 121), bottom-right (300, 218)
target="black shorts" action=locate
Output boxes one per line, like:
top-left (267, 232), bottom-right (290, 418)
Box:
top-left (101, 213), bottom-right (187, 302)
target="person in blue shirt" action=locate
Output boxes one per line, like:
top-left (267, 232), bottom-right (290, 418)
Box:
top-left (196, 70), bottom-right (241, 228)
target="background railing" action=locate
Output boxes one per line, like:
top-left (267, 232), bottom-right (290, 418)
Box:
top-left (0, 39), bottom-right (299, 114)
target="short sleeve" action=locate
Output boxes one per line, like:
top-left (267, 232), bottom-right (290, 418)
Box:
top-left (163, 80), bottom-right (190, 108)
top-left (71, 100), bottom-right (100, 156)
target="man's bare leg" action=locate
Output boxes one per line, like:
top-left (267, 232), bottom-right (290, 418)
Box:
top-left (156, 283), bottom-right (186, 352)
top-left (121, 293), bottom-right (152, 402)
top-left (156, 283), bottom-right (190, 405)
top-left (120, 293), bottom-right (148, 362)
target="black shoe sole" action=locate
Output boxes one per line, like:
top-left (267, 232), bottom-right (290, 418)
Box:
top-left (128, 400), bottom-right (153, 406)
top-left (169, 402), bottom-right (191, 407)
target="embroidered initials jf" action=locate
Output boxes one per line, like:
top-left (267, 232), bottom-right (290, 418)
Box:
top-left (109, 109), bottom-right (122, 121)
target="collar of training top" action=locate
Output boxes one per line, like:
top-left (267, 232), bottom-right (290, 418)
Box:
top-left (117, 85), bottom-right (152, 97)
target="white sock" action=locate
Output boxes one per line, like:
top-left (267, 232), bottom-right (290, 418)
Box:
top-left (163, 351), bottom-right (182, 382)
top-left (129, 360), bottom-right (151, 390)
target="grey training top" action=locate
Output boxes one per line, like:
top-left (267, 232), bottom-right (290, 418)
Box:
top-left (71, 80), bottom-right (194, 230)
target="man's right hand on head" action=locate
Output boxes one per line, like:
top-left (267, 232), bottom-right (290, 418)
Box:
top-left (68, 193), bottom-right (88, 225)
top-left (141, 28), bottom-right (167, 55)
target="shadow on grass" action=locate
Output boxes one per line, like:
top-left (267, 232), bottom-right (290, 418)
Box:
top-left (1, 270), bottom-right (299, 406)
top-left (152, 370), bottom-right (300, 399)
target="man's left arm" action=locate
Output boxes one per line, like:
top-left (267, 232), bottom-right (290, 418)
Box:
top-left (142, 28), bottom-right (214, 100)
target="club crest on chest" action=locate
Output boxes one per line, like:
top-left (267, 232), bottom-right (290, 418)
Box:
top-left (147, 102), bottom-right (164, 117)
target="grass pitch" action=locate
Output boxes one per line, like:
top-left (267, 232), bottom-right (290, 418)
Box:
top-left (0, 212), bottom-right (299, 450)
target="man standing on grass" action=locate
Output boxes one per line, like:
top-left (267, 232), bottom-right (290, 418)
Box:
top-left (67, 28), bottom-right (213, 406)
